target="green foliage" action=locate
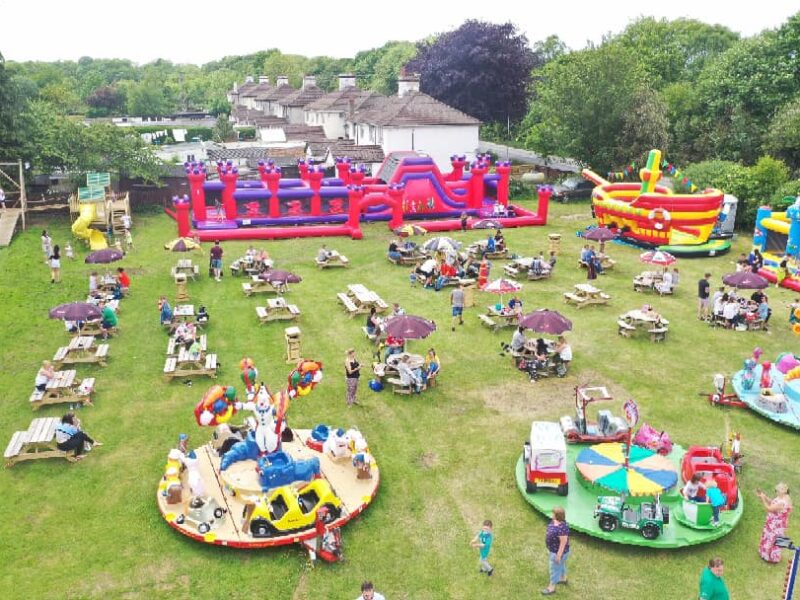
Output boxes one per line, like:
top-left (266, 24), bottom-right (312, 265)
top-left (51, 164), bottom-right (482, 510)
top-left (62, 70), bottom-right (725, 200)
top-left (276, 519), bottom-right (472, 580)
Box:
top-left (765, 96), bottom-right (800, 170)
top-left (184, 127), bottom-right (213, 141)
top-left (212, 115), bottom-right (236, 143)
top-left (350, 41), bottom-right (417, 96)
top-left (773, 180), bottom-right (800, 206)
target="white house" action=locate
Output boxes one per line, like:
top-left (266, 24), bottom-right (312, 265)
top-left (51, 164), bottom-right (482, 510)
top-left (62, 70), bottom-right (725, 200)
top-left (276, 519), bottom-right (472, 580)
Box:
top-left (345, 75), bottom-right (480, 172)
top-left (304, 74), bottom-right (385, 139)
top-left (255, 76), bottom-right (297, 117)
top-left (277, 76), bottom-right (326, 124)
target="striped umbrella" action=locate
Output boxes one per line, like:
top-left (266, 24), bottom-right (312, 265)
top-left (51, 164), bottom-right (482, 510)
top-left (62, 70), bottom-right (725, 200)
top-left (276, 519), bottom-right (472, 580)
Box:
top-left (575, 442), bottom-right (678, 496)
top-left (165, 237), bottom-right (202, 252)
top-left (393, 224), bottom-right (427, 237)
top-left (640, 250), bottom-right (676, 266)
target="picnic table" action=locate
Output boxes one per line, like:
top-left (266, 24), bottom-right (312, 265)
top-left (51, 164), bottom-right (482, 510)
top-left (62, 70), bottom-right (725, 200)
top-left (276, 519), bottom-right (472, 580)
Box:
top-left (256, 298), bottom-right (301, 323)
top-left (632, 271), bottom-right (671, 294)
top-left (86, 295), bottom-right (120, 313)
top-left (173, 304), bottom-right (196, 322)
top-left (52, 336), bottom-right (109, 368)
top-left (578, 255), bottom-right (616, 271)
top-left (29, 369), bottom-right (95, 410)
top-left (373, 352), bottom-right (430, 393)
top-left (230, 255), bottom-right (273, 277)
top-left (618, 309), bottom-right (670, 342)
top-left (504, 257), bottom-right (553, 281)
top-left (468, 240), bottom-right (509, 260)
top-left (338, 284), bottom-right (389, 314)
top-left (172, 259), bottom-right (200, 281)
top-left (67, 319), bottom-right (105, 338)
top-left (316, 250), bottom-right (349, 269)
top-left (4, 417), bottom-right (77, 467)
top-left (163, 351), bottom-right (218, 381)
top-left (388, 246), bottom-right (427, 266)
top-left (564, 283), bottom-right (611, 309)
top-left (97, 275), bottom-right (118, 293)
top-left (242, 275), bottom-right (286, 297)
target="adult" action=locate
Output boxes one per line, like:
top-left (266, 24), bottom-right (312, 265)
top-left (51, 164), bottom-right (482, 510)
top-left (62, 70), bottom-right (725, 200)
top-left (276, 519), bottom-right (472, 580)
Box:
top-left (387, 239), bottom-right (401, 262)
top-left (510, 326), bottom-right (527, 354)
top-left (484, 234), bottom-right (496, 257)
top-left (355, 581), bottom-right (385, 600)
top-left (757, 297), bottom-right (771, 326)
top-left (750, 248), bottom-right (764, 274)
top-left (655, 268), bottom-right (673, 295)
top-left (117, 267), bottom-right (131, 294)
top-left (41, 230), bottom-right (52, 264)
top-left (698, 557), bottom-right (729, 600)
top-left (757, 483), bottom-right (792, 563)
top-left (344, 349), bottom-right (361, 407)
top-left (55, 412), bottom-right (102, 461)
top-left (554, 336), bottom-right (572, 375)
top-left (0, 186), bottom-right (5, 210)
top-left (210, 240), bottom-right (224, 282)
top-left (450, 284), bottom-right (465, 331)
top-left (542, 506), bottom-right (570, 595)
top-left (494, 229), bottom-right (505, 251)
top-left (698, 272), bottom-right (712, 320)
top-left (585, 246), bottom-right (597, 280)
top-left (365, 307), bottom-right (382, 339)
top-left (671, 267), bottom-right (680, 287)
top-left (34, 360), bottom-right (55, 392)
top-left (99, 300), bottom-right (118, 339)
top-left (397, 356), bottom-right (423, 393)
top-left (317, 244), bottom-right (332, 264)
top-left (49, 245), bottom-right (61, 284)
top-left (159, 296), bottom-right (174, 326)
top-left (89, 271), bottom-right (99, 294)
top-left (460, 211), bottom-right (468, 232)
top-left (423, 348), bottom-right (440, 384)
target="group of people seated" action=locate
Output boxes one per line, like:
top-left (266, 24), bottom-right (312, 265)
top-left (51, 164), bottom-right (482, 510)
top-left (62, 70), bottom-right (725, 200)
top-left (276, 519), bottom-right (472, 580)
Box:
top-left (158, 296), bottom-right (209, 331)
top-left (579, 244), bottom-right (607, 279)
top-left (412, 252), bottom-right (481, 290)
top-left (387, 239), bottom-right (420, 262)
top-left (737, 249), bottom-right (764, 273)
top-left (393, 348), bottom-right (440, 393)
top-left (232, 246), bottom-right (271, 273)
top-left (88, 267), bottom-right (130, 300)
top-left (491, 202), bottom-right (515, 217)
top-left (500, 330), bottom-right (572, 380)
top-left (529, 251), bottom-right (556, 277)
top-left (711, 287), bottom-right (771, 329)
top-left (481, 230), bottom-right (505, 256)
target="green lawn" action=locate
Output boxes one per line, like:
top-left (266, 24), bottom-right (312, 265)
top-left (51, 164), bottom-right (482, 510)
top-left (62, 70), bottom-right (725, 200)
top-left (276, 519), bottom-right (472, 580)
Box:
top-left (0, 200), bottom-right (797, 599)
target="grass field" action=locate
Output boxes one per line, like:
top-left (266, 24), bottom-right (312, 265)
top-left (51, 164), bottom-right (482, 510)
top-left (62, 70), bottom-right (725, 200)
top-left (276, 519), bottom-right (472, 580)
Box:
top-left (0, 199), bottom-right (798, 599)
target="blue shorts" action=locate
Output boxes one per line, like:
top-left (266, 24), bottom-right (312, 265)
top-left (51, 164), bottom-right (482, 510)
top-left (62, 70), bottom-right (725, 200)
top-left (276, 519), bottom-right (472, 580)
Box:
top-left (211, 259), bottom-right (222, 269)
top-left (452, 306), bottom-right (463, 317)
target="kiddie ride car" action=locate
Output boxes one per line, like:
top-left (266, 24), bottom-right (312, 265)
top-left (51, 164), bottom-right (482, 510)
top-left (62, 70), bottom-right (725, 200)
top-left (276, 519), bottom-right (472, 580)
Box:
top-left (523, 421), bottom-right (569, 496)
top-left (560, 386), bottom-right (629, 444)
top-left (680, 446), bottom-right (740, 510)
top-left (594, 495), bottom-right (669, 540)
top-left (175, 496), bottom-right (227, 535)
top-left (244, 478), bottom-right (342, 538)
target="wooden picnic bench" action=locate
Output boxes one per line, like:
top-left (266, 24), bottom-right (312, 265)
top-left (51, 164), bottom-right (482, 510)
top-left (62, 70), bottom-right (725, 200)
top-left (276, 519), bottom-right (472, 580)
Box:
top-left (388, 251), bottom-right (425, 266)
top-left (386, 377), bottom-right (414, 395)
top-left (527, 269), bottom-right (552, 281)
top-left (52, 337), bottom-right (109, 368)
top-left (316, 253), bottom-right (349, 269)
top-left (336, 292), bottom-right (361, 317)
top-left (30, 371), bottom-right (95, 411)
top-left (166, 334), bottom-right (207, 356)
top-left (563, 292), bottom-right (587, 306)
top-left (4, 417), bottom-right (76, 467)
top-left (478, 314), bottom-right (500, 331)
top-left (617, 320), bottom-right (636, 337)
top-left (163, 353), bottom-right (218, 381)
top-left (255, 300), bottom-right (300, 324)
top-left (69, 320), bottom-right (117, 338)
top-left (242, 276), bottom-right (285, 297)
top-left (648, 327), bottom-right (669, 342)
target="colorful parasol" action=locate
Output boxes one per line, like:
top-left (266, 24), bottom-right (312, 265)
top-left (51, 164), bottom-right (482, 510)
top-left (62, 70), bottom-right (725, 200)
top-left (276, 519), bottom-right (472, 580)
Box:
top-left (639, 250), bottom-right (676, 266)
top-left (165, 237), bottom-right (202, 252)
top-left (422, 237), bottom-right (461, 252)
top-left (575, 442), bottom-right (677, 496)
top-left (393, 224), bottom-right (427, 237)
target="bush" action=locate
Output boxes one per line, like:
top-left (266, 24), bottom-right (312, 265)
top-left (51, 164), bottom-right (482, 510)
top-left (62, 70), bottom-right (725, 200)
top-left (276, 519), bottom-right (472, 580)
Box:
top-left (185, 127), bottom-right (214, 142)
top-left (773, 180), bottom-right (800, 207)
top-left (238, 127), bottom-right (256, 140)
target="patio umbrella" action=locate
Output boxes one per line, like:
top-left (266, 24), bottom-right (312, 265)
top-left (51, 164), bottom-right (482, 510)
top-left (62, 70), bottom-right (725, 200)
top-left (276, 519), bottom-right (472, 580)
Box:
top-left (640, 250), bottom-right (676, 267)
top-left (575, 442), bottom-right (678, 497)
top-left (482, 278), bottom-right (522, 305)
top-left (260, 269), bottom-right (302, 284)
top-left (383, 315), bottom-right (437, 340)
top-left (85, 248), bottom-right (123, 264)
top-left (519, 309), bottom-right (573, 335)
top-left (472, 219), bottom-right (503, 230)
top-left (49, 302), bottom-right (102, 322)
top-left (583, 227), bottom-right (616, 253)
top-left (722, 271), bottom-right (769, 290)
top-left (422, 236), bottom-right (461, 253)
top-left (165, 237), bottom-right (202, 252)
top-left (393, 224), bottom-right (427, 237)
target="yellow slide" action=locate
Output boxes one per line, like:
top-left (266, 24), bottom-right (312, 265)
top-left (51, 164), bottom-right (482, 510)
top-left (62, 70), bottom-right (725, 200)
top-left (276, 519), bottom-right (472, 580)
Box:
top-left (72, 203), bottom-right (108, 249)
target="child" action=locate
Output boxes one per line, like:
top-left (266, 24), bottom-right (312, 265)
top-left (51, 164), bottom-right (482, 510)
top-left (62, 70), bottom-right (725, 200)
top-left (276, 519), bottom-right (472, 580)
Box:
top-left (706, 479), bottom-right (727, 527)
top-left (64, 243), bottom-right (74, 260)
top-left (470, 519), bottom-right (494, 576)
top-left (409, 267), bottom-right (418, 288)
top-left (460, 211), bottom-right (468, 232)
top-left (124, 229), bottom-right (134, 251)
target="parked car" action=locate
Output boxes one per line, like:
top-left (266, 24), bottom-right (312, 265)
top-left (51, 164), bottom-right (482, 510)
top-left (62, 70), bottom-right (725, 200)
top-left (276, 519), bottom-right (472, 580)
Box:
top-left (523, 421), bottom-right (568, 495)
top-left (551, 177), bottom-right (595, 202)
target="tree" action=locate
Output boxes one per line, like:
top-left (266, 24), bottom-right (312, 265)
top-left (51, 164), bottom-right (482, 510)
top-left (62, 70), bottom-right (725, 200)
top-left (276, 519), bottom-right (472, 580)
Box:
top-left (0, 52), bottom-right (33, 161)
top-left (126, 77), bottom-right (171, 116)
top-left (765, 96), bottom-right (800, 170)
top-left (522, 44), bottom-right (649, 170)
top-left (212, 115), bottom-right (236, 143)
top-left (619, 86), bottom-right (671, 163)
top-left (406, 21), bottom-right (539, 123)
top-left (86, 86), bottom-right (125, 116)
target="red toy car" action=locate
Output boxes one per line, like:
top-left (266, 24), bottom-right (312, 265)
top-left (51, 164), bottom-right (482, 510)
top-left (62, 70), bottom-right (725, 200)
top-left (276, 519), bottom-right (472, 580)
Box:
top-left (680, 446), bottom-right (739, 510)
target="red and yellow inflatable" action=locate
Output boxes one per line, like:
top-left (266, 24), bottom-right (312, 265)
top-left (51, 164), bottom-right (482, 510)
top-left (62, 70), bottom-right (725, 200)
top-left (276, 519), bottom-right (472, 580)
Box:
top-left (195, 385), bottom-right (238, 426)
top-left (288, 360), bottom-right (324, 397)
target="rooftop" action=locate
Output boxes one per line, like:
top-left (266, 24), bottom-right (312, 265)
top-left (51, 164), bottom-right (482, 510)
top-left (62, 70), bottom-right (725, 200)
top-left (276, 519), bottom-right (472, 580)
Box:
top-left (351, 91), bottom-right (480, 127)
top-left (304, 88), bottom-right (385, 113)
top-left (278, 84), bottom-right (327, 108)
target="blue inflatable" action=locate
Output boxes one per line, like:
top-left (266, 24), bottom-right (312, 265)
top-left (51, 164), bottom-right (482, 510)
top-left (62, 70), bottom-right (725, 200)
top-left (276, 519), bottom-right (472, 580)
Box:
top-left (369, 379), bottom-right (384, 392)
top-left (219, 431), bottom-right (260, 471)
top-left (311, 424), bottom-right (330, 442)
top-left (257, 451), bottom-right (320, 491)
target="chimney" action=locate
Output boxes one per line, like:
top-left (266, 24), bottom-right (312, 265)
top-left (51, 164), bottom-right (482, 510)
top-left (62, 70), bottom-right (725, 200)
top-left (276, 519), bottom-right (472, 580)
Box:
top-left (245, 75), bottom-right (254, 84)
top-left (397, 73), bottom-right (420, 97)
top-left (233, 82), bottom-right (238, 92)
top-left (338, 73), bottom-right (356, 91)
top-left (276, 75), bottom-right (289, 87)
top-left (258, 75), bottom-right (270, 85)
top-left (302, 75), bottom-right (316, 89)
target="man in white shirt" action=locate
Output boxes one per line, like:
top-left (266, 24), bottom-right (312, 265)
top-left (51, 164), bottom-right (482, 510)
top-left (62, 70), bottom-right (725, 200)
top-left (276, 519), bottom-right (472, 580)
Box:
top-left (355, 581), bottom-right (385, 600)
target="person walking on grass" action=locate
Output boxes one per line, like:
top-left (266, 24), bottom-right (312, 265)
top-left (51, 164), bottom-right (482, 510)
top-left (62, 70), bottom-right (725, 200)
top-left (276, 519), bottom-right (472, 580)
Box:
top-left (355, 581), bottom-right (385, 600)
top-left (450, 283), bottom-right (465, 331)
top-left (471, 519), bottom-right (494, 576)
top-left (49, 245), bottom-right (61, 283)
top-left (541, 506), bottom-right (570, 595)
top-left (210, 240), bottom-right (224, 282)
top-left (698, 272), bottom-right (712, 320)
top-left (41, 230), bottom-right (52, 264)
top-left (344, 348), bottom-right (361, 407)
top-left (699, 557), bottom-right (729, 600)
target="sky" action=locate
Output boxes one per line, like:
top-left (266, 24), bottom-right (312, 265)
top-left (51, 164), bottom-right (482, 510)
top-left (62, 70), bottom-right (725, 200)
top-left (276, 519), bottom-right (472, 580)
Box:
top-left (1, 0), bottom-right (796, 65)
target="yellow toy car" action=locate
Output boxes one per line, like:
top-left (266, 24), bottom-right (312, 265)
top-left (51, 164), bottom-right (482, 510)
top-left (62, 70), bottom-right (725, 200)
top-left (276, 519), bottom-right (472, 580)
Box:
top-left (246, 478), bottom-right (342, 538)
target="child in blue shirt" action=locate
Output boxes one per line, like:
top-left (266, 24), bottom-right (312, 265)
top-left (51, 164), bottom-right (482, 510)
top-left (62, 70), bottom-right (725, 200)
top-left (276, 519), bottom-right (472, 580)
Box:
top-left (470, 519), bottom-right (494, 576)
top-left (706, 480), bottom-right (727, 526)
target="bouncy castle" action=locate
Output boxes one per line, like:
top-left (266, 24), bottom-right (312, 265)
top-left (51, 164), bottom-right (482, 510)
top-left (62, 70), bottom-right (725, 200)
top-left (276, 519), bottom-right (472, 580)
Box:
top-left (584, 150), bottom-right (730, 256)
top-left (169, 151), bottom-right (549, 241)
top-left (753, 197), bottom-right (800, 291)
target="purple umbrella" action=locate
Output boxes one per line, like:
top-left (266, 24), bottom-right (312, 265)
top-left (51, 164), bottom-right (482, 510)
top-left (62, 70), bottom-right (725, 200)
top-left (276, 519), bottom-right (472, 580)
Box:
top-left (85, 248), bottom-right (124, 264)
top-left (473, 219), bottom-right (503, 230)
top-left (49, 302), bottom-right (102, 322)
top-left (722, 271), bottom-right (769, 289)
top-left (260, 269), bottom-right (302, 284)
top-left (383, 315), bottom-right (437, 340)
top-left (583, 227), bottom-right (616, 242)
top-left (518, 309), bottom-right (573, 335)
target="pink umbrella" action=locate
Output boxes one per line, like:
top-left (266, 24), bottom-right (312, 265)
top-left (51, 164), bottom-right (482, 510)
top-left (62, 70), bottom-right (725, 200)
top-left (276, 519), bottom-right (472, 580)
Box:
top-left (640, 250), bottom-right (676, 267)
top-left (383, 315), bottom-right (437, 340)
top-left (482, 278), bottom-right (522, 305)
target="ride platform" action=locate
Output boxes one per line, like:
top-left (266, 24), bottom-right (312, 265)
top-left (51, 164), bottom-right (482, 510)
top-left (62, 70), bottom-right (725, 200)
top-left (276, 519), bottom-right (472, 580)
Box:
top-left (516, 444), bottom-right (743, 548)
top-left (157, 428), bottom-right (379, 549)
top-left (731, 361), bottom-right (800, 431)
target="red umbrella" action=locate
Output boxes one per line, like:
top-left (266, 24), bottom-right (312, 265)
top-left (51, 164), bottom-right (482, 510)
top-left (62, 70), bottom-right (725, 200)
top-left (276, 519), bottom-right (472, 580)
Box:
top-left (518, 309), bottom-right (572, 334)
top-left (640, 250), bottom-right (676, 266)
top-left (383, 315), bottom-right (437, 339)
top-left (482, 278), bottom-right (522, 305)
top-left (722, 271), bottom-right (769, 289)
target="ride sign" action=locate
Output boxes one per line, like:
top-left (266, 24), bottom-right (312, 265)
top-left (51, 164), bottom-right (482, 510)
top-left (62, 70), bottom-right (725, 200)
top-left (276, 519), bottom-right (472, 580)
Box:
top-left (623, 399), bottom-right (639, 428)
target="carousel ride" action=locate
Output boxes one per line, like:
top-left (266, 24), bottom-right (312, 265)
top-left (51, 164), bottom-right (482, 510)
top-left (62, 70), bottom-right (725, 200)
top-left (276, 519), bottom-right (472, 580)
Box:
top-left (157, 358), bottom-right (379, 561)
top-left (517, 395), bottom-right (743, 548)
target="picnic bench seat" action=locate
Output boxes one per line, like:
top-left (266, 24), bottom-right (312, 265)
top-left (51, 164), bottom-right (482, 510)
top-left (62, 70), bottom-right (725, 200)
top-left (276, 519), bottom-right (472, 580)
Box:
top-left (5, 417), bottom-right (73, 467)
top-left (386, 377), bottom-right (413, 395)
top-left (242, 282), bottom-right (254, 296)
top-left (316, 255), bottom-right (349, 269)
top-left (53, 346), bottom-right (69, 363)
top-left (563, 293), bottom-right (587, 305)
top-left (163, 353), bottom-right (218, 381)
top-left (336, 292), bottom-right (359, 316)
top-left (503, 265), bottom-right (519, 278)
top-left (255, 304), bottom-right (300, 324)
top-left (478, 314), bottom-right (499, 331)
top-left (527, 269), bottom-right (552, 281)
top-left (617, 320), bottom-right (636, 337)
top-left (648, 327), bottom-right (669, 342)
top-left (166, 335), bottom-right (207, 356)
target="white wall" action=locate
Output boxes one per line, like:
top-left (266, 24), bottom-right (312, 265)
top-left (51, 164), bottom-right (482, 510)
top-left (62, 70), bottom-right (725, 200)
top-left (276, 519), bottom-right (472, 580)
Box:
top-left (381, 125), bottom-right (478, 171)
top-left (305, 110), bottom-right (346, 139)
top-left (287, 106), bottom-right (305, 125)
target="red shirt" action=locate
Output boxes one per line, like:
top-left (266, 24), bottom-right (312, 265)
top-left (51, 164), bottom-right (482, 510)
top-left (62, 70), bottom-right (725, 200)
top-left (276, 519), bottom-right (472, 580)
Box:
top-left (118, 272), bottom-right (131, 287)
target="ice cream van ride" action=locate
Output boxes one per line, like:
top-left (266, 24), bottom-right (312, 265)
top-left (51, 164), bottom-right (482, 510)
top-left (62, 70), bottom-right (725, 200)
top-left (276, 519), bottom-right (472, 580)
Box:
top-left (523, 421), bottom-right (568, 495)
